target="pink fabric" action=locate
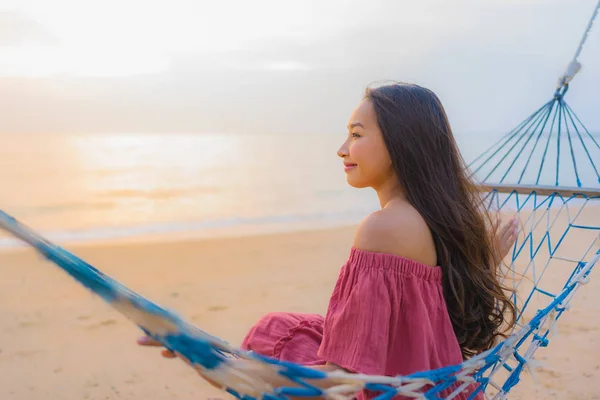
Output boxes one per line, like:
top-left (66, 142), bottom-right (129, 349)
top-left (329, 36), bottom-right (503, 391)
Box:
top-left (242, 312), bottom-right (327, 366)
top-left (242, 247), bottom-right (483, 399)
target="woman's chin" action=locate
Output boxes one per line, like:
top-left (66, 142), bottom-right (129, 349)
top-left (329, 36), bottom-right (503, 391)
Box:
top-left (345, 176), bottom-right (368, 189)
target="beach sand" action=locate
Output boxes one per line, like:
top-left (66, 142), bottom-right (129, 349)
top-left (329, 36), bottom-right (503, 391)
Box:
top-left (1, 219), bottom-right (599, 399)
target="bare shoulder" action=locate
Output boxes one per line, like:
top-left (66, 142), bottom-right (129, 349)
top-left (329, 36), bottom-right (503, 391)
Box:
top-left (354, 202), bottom-right (437, 266)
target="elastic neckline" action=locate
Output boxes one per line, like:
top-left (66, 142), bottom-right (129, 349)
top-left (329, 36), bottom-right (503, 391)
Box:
top-left (348, 246), bottom-right (442, 282)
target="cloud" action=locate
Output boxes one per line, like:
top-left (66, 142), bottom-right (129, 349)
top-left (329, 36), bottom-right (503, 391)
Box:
top-left (262, 61), bottom-right (314, 72)
top-left (0, 0), bottom-right (598, 135)
top-left (0, 10), bottom-right (57, 45)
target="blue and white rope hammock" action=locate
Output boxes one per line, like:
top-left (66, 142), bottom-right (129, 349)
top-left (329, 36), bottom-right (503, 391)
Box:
top-left (1, 2), bottom-right (599, 399)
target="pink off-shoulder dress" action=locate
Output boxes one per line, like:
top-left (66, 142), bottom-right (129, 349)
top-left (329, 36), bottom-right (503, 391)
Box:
top-left (241, 247), bottom-right (483, 399)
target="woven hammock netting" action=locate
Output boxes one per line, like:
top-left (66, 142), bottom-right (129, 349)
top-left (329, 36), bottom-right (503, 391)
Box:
top-left (1, 2), bottom-right (599, 400)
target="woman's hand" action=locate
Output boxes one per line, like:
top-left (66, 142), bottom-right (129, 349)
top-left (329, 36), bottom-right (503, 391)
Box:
top-left (494, 216), bottom-right (520, 262)
top-left (137, 336), bottom-right (348, 396)
top-left (137, 335), bottom-right (177, 358)
top-left (137, 335), bottom-right (223, 389)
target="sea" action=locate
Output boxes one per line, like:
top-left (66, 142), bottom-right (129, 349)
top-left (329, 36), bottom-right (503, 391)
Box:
top-left (0, 131), bottom-right (598, 250)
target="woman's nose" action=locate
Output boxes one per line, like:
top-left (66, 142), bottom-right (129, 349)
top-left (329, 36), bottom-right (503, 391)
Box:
top-left (337, 140), bottom-right (349, 158)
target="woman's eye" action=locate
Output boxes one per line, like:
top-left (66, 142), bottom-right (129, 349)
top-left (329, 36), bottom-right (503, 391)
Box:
top-left (351, 132), bottom-right (361, 138)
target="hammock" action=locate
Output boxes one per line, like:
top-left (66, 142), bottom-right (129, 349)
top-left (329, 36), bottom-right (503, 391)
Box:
top-left (1, 2), bottom-right (599, 399)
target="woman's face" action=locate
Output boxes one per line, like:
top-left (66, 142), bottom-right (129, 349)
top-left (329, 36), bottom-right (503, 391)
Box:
top-left (337, 99), bottom-right (394, 189)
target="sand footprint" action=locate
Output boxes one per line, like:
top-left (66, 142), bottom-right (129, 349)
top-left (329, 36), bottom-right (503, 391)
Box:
top-left (207, 306), bottom-right (228, 312)
top-left (14, 349), bottom-right (46, 358)
top-left (85, 318), bottom-right (118, 330)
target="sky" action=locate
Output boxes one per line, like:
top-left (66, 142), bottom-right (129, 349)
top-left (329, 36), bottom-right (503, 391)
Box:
top-left (0, 0), bottom-right (599, 136)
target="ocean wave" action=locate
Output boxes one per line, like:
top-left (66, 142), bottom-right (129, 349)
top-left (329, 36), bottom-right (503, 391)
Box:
top-left (7, 201), bottom-right (118, 217)
top-left (99, 186), bottom-right (220, 200)
top-left (0, 207), bottom-right (375, 250)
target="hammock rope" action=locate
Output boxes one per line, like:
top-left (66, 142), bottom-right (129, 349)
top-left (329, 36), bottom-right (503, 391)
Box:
top-left (558, 0), bottom-right (600, 88)
top-left (1, 2), bottom-right (600, 399)
top-left (469, 0), bottom-right (600, 189)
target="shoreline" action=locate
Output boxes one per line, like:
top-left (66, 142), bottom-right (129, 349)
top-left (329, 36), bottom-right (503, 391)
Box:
top-left (0, 206), bottom-right (378, 252)
top-left (3, 193), bottom-right (597, 253)
top-left (0, 220), bottom-right (361, 255)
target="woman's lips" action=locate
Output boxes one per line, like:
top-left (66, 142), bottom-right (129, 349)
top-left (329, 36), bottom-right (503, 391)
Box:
top-left (344, 163), bottom-right (357, 172)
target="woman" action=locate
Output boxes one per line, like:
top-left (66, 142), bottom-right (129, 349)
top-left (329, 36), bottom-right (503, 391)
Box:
top-left (139, 82), bottom-right (518, 399)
